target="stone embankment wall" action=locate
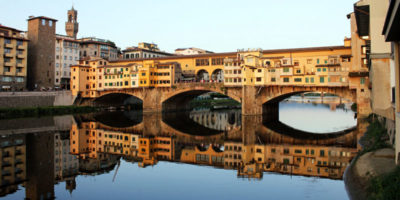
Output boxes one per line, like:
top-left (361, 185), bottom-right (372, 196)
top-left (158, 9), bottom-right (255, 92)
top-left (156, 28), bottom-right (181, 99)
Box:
top-left (0, 91), bottom-right (75, 108)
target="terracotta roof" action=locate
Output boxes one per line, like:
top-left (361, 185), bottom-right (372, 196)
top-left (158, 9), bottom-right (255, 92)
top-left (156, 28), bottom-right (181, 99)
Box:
top-left (0, 24), bottom-right (23, 32)
top-left (27, 16), bottom-right (58, 21)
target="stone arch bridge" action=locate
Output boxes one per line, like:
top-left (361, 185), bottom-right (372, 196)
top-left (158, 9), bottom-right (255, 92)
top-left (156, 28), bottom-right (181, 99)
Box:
top-left (77, 82), bottom-right (369, 116)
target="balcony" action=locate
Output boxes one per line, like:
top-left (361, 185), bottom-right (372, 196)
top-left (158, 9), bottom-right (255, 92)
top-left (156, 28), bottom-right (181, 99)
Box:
top-left (17, 45), bottom-right (25, 50)
top-left (4, 62), bottom-right (13, 67)
top-left (16, 63), bottom-right (24, 67)
top-left (4, 53), bottom-right (13, 58)
top-left (17, 54), bottom-right (25, 59)
top-left (5, 43), bottom-right (13, 48)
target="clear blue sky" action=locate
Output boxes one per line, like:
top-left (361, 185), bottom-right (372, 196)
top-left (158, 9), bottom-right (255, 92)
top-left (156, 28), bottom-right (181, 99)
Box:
top-left (0, 0), bottom-right (354, 53)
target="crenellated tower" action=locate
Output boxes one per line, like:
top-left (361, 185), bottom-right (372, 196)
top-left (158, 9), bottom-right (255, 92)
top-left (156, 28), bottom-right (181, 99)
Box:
top-left (65, 6), bottom-right (79, 39)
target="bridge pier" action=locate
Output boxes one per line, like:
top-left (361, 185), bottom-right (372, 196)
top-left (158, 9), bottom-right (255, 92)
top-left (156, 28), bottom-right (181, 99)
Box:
top-left (142, 88), bottom-right (162, 113)
top-left (242, 86), bottom-right (263, 115)
top-left (356, 88), bottom-right (372, 117)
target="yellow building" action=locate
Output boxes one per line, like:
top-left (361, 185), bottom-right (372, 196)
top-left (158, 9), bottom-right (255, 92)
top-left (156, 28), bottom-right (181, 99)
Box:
top-left (0, 135), bottom-right (27, 196)
top-left (71, 44), bottom-right (356, 100)
top-left (0, 25), bottom-right (28, 91)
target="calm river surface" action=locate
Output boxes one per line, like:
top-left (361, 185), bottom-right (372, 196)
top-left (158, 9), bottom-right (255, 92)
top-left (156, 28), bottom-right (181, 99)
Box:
top-left (0, 97), bottom-right (363, 200)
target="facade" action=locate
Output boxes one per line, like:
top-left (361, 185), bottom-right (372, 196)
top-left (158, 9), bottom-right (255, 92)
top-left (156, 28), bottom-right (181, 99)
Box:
top-left (78, 37), bottom-right (118, 60)
top-left (27, 16), bottom-right (57, 90)
top-left (0, 25), bottom-right (29, 91)
top-left (352, 0), bottom-right (394, 120)
top-left (122, 42), bottom-right (173, 59)
top-left (55, 35), bottom-right (80, 89)
top-left (71, 58), bottom-right (182, 97)
top-left (175, 47), bottom-right (213, 55)
top-left (383, 0), bottom-right (400, 165)
top-left (72, 45), bottom-right (360, 99)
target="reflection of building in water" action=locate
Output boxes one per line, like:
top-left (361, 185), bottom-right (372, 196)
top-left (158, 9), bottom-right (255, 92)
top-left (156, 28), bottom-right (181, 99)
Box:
top-left (54, 132), bottom-right (79, 194)
top-left (54, 132), bottom-right (79, 180)
top-left (224, 142), bottom-right (357, 179)
top-left (180, 145), bottom-right (224, 167)
top-left (0, 134), bottom-right (26, 197)
top-left (25, 132), bottom-right (55, 200)
top-left (70, 121), bottom-right (174, 168)
top-left (138, 136), bottom-right (174, 167)
top-left (70, 114), bottom-right (360, 181)
top-left (189, 110), bottom-right (241, 131)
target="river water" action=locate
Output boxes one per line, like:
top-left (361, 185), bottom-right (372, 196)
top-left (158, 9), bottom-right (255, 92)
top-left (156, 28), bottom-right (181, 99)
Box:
top-left (0, 97), bottom-right (363, 200)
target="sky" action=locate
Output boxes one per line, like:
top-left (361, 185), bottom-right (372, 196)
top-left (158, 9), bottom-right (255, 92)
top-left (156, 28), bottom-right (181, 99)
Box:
top-left (0, 0), bottom-right (354, 53)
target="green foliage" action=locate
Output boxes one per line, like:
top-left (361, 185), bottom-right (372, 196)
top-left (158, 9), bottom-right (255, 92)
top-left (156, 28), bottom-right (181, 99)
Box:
top-left (0, 106), bottom-right (98, 119)
top-left (357, 115), bottom-right (391, 159)
top-left (368, 166), bottom-right (400, 200)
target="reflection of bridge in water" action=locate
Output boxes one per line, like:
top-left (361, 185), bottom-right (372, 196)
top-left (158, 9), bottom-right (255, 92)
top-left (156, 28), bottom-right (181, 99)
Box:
top-left (70, 111), bottom-right (367, 180)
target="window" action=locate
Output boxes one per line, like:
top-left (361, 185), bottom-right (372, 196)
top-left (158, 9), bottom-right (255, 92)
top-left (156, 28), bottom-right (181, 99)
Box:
top-left (283, 67), bottom-right (290, 72)
top-left (256, 77), bottom-right (262, 82)
top-left (294, 78), bottom-right (302, 82)
top-left (271, 78), bottom-right (276, 82)
top-left (317, 59), bottom-right (320, 64)
top-left (320, 77), bottom-right (325, 83)
top-left (307, 59), bottom-right (312, 64)
top-left (320, 150), bottom-right (325, 156)
top-left (323, 68), bottom-right (327, 72)
top-left (42, 19), bottom-right (46, 26)
top-left (283, 77), bottom-right (289, 82)
top-left (360, 77), bottom-right (365, 84)
top-left (317, 68), bottom-right (321, 72)
top-left (305, 77), bottom-right (309, 83)
top-left (49, 20), bottom-right (53, 27)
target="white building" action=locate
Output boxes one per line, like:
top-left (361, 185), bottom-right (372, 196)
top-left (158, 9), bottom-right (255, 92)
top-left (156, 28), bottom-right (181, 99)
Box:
top-left (175, 47), bottom-right (213, 55)
top-left (55, 35), bottom-right (80, 89)
top-left (54, 132), bottom-right (79, 181)
top-left (122, 42), bottom-right (172, 59)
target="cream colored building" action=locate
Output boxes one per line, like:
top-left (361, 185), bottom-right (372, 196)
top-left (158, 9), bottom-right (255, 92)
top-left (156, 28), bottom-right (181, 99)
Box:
top-left (0, 24), bottom-right (28, 91)
top-left (55, 34), bottom-right (80, 89)
top-left (383, 0), bottom-right (400, 164)
top-left (122, 42), bottom-right (172, 59)
top-left (175, 47), bottom-right (213, 55)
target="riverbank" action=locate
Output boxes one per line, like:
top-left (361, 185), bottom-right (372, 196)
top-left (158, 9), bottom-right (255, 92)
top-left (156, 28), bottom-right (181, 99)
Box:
top-left (345, 116), bottom-right (399, 200)
top-left (0, 105), bottom-right (98, 120)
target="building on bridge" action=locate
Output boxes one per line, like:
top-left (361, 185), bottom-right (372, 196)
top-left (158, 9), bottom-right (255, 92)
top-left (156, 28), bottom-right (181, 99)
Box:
top-left (70, 40), bottom-right (372, 116)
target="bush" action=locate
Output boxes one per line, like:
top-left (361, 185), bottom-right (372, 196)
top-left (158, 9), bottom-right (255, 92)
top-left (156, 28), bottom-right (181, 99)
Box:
top-left (368, 166), bottom-right (400, 200)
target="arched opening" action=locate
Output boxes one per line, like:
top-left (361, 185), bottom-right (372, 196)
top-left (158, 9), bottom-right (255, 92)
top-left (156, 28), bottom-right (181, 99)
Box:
top-left (262, 91), bottom-right (356, 133)
top-left (162, 91), bottom-right (240, 112)
top-left (94, 93), bottom-right (143, 109)
top-left (211, 69), bottom-right (223, 82)
top-left (196, 70), bottom-right (209, 82)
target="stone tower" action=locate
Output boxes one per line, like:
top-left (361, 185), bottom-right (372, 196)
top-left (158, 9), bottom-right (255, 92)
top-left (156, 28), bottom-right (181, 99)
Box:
top-left (27, 16), bottom-right (57, 90)
top-left (65, 7), bottom-right (79, 39)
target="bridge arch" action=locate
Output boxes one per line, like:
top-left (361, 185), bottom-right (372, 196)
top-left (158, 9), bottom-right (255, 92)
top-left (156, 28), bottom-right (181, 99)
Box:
top-left (260, 87), bottom-right (356, 105)
top-left (161, 84), bottom-right (242, 112)
top-left (93, 92), bottom-right (143, 107)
